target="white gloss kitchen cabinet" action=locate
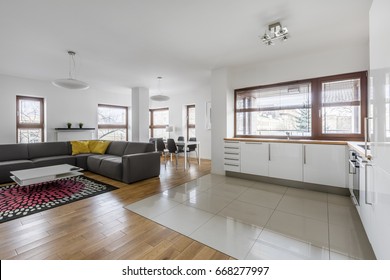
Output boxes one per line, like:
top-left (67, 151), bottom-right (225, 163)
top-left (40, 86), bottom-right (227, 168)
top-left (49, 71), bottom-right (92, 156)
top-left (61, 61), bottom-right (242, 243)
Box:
top-left (369, 166), bottom-right (390, 259)
top-left (365, 0), bottom-right (390, 259)
top-left (303, 144), bottom-right (347, 188)
top-left (268, 143), bottom-right (303, 181)
top-left (240, 141), bottom-right (268, 176)
top-left (358, 160), bottom-right (374, 245)
top-left (223, 141), bottom-right (240, 172)
top-left (359, 159), bottom-right (390, 260)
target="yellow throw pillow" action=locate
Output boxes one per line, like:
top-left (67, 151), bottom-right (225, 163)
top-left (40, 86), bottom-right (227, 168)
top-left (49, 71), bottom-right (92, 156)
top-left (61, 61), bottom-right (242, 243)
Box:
top-left (89, 140), bottom-right (110, 154)
top-left (70, 141), bottom-right (91, 155)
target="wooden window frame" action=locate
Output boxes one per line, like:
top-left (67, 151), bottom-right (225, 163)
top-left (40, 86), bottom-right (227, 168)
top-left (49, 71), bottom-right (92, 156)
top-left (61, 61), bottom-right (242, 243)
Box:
top-left (98, 104), bottom-right (128, 141)
top-left (234, 71), bottom-right (367, 141)
top-left (16, 95), bottom-right (45, 143)
top-left (315, 71), bottom-right (367, 141)
top-left (186, 104), bottom-right (195, 140)
top-left (149, 107), bottom-right (169, 138)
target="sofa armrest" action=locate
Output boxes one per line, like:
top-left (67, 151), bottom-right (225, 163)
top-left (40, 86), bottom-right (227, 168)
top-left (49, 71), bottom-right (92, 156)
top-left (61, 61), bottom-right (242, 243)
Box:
top-left (122, 152), bottom-right (160, 184)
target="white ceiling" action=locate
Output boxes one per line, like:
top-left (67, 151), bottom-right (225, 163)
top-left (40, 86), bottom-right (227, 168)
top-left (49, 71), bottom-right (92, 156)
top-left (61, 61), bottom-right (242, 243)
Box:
top-left (0, 0), bottom-right (372, 96)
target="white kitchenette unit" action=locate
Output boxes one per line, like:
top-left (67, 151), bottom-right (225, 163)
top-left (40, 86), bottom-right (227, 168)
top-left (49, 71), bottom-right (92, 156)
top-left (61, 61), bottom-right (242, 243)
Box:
top-left (356, 0), bottom-right (390, 260)
top-left (224, 138), bottom-right (348, 191)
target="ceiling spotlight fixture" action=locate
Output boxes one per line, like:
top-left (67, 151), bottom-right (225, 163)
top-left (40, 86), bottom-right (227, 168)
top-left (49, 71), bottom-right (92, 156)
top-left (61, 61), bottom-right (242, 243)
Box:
top-left (150, 76), bottom-right (170, 101)
top-left (52, 51), bottom-right (90, 90)
top-left (260, 22), bottom-right (289, 46)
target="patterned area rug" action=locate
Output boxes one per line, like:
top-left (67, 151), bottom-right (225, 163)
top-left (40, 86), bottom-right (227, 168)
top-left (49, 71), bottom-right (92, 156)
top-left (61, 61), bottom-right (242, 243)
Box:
top-left (0, 176), bottom-right (118, 223)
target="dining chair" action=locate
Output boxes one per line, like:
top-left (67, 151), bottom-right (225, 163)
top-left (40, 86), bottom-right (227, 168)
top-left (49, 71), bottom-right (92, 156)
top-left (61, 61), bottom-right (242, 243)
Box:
top-left (149, 138), bottom-right (156, 151)
top-left (156, 138), bottom-right (168, 166)
top-left (177, 136), bottom-right (185, 152)
top-left (167, 138), bottom-right (189, 169)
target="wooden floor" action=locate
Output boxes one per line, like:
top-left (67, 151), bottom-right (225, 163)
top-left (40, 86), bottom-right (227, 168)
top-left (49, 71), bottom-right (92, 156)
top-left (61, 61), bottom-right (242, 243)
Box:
top-left (0, 158), bottom-right (234, 260)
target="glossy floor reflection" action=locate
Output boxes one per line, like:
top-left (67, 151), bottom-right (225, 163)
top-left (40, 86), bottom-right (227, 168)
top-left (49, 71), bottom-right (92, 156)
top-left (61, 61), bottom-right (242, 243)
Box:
top-left (125, 174), bottom-right (376, 260)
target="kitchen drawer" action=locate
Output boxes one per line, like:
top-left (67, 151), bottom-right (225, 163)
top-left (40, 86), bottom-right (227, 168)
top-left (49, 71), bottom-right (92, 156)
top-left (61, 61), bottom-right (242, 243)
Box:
top-left (224, 141), bottom-right (240, 149)
top-left (224, 158), bottom-right (240, 166)
top-left (224, 162), bottom-right (240, 172)
top-left (223, 152), bottom-right (240, 160)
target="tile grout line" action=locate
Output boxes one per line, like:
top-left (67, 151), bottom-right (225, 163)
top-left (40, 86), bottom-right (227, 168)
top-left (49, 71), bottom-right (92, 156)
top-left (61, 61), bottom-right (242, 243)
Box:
top-left (188, 181), bottom-right (257, 239)
top-left (326, 193), bottom-right (331, 260)
top-left (243, 183), bottom-right (289, 260)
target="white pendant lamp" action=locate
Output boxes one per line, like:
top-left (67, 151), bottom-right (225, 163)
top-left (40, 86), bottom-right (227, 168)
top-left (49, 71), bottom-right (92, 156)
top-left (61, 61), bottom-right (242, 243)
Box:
top-left (150, 76), bottom-right (169, 101)
top-left (52, 51), bottom-right (90, 90)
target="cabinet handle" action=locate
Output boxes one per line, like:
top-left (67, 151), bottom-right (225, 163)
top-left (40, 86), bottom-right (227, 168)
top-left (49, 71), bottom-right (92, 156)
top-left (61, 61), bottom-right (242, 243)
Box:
top-left (268, 143), bottom-right (271, 161)
top-left (365, 163), bottom-right (373, 205)
top-left (224, 158), bottom-right (238, 160)
top-left (348, 160), bottom-right (356, 174)
top-left (224, 152), bottom-right (239, 155)
top-left (303, 145), bottom-right (306, 164)
top-left (225, 141), bottom-right (239, 143)
top-left (224, 163), bottom-right (239, 167)
top-left (224, 147), bottom-right (239, 149)
top-left (364, 117), bottom-right (373, 158)
top-left (244, 142), bottom-right (263, 145)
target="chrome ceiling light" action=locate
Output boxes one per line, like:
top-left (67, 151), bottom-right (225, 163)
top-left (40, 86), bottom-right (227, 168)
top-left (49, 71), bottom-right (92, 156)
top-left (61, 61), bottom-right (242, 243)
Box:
top-left (261, 22), bottom-right (289, 46)
top-left (150, 76), bottom-right (170, 101)
top-left (52, 51), bottom-right (90, 90)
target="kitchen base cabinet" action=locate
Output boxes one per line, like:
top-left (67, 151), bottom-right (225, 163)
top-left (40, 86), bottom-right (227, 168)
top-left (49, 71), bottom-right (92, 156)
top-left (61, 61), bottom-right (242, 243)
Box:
top-left (240, 141), bottom-right (268, 176)
top-left (303, 144), bottom-right (347, 188)
top-left (223, 138), bottom-right (349, 192)
top-left (366, 165), bottom-right (390, 259)
top-left (223, 141), bottom-right (240, 172)
top-left (268, 143), bottom-right (303, 181)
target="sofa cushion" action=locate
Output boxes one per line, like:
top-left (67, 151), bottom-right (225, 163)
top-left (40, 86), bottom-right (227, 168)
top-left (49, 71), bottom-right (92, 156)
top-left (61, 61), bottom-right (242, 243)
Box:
top-left (0, 144), bottom-right (29, 162)
top-left (89, 140), bottom-right (111, 154)
top-left (87, 154), bottom-right (117, 173)
top-left (123, 142), bottom-right (154, 155)
top-left (70, 141), bottom-right (90, 155)
top-left (30, 155), bottom-right (76, 167)
top-left (105, 141), bottom-right (128, 156)
top-left (0, 160), bottom-right (34, 184)
top-left (99, 157), bottom-right (122, 181)
top-left (28, 142), bottom-right (71, 159)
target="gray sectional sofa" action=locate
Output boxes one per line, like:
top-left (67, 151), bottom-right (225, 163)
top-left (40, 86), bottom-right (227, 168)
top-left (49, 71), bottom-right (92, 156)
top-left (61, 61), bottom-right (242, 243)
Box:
top-left (0, 141), bottom-right (160, 184)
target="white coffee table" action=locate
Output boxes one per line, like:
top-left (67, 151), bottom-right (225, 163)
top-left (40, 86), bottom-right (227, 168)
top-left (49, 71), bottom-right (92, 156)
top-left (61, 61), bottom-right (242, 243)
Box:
top-left (10, 164), bottom-right (83, 186)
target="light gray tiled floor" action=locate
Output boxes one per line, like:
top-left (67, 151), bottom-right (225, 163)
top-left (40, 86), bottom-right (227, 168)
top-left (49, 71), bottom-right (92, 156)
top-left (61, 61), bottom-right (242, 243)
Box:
top-left (125, 174), bottom-right (376, 260)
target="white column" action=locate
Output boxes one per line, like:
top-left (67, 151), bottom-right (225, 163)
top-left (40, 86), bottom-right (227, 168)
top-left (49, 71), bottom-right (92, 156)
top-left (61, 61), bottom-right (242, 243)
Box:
top-left (211, 67), bottom-right (233, 175)
top-left (131, 87), bottom-right (150, 142)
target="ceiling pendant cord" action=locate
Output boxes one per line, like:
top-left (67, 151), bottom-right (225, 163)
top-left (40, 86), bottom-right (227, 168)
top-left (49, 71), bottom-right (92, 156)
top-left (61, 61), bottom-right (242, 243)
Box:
top-left (68, 50), bottom-right (76, 80)
top-left (69, 51), bottom-right (73, 79)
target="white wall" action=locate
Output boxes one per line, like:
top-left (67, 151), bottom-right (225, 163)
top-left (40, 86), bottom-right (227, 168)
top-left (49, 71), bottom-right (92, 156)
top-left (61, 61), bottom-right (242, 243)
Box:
top-left (150, 85), bottom-right (212, 160)
top-left (0, 74), bottom-right (132, 144)
top-left (211, 43), bottom-right (370, 174)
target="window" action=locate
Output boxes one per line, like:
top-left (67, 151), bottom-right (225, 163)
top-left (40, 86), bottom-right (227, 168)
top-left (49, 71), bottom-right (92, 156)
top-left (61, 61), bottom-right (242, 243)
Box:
top-left (235, 71), bottom-right (367, 140)
top-left (236, 82), bottom-right (311, 137)
top-left (318, 72), bottom-right (367, 139)
top-left (16, 96), bottom-right (44, 143)
top-left (187, 105), bottom-right (196, 139)
top-left (149, 108), bottom-right (169, 138)
top-left (98, 104), bottom-right (128, 141)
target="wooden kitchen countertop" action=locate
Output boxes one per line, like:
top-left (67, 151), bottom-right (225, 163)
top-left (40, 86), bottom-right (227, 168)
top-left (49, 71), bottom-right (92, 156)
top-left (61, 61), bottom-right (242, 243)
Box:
top-left (224, 138), bottom-right (348, 145)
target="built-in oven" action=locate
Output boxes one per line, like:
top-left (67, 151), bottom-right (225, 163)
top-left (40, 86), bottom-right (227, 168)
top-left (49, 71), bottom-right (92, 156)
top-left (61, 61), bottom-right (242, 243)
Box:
top-left (349, 151), bottom-right (360, 205)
